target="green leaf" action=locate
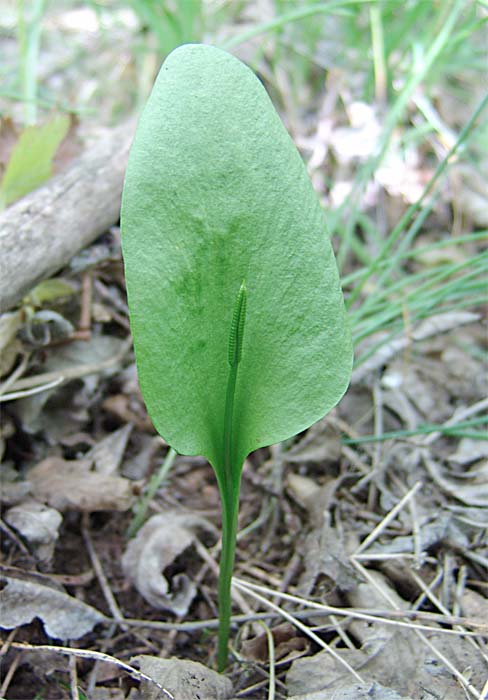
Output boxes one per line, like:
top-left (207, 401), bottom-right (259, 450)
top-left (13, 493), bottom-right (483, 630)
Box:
top-left (122, 42), bottom-right (353, 671)
top-left (121, 44), bottom-right (352, 472)
top-left (26, 278), bottom-right (76, 307)
top-left (0, 114), bottom-right (70, 209)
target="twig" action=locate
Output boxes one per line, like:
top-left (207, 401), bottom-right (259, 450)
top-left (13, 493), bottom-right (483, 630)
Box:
top-left (81, 515), bottom-right (125, 623)
top-left (233, 578), bottom-right (364, 683)
top-left (353, 480), bottom-right (423, 555)
top-left (255, 621), bottom-right (276, 700)
top-left (409, 568), bottom-right (486, 657)
top-left (0, 650), bottom-right (22, 697)
top-left (68, 653), bottom-right (80, 700)
top-left (230, 578), bottom-right (487, 637)
top-left (7, 336), bottom-right (132, 392)
top-left (351, 558), bottom-right (483, 700)
top-left (0, 376), bottom-right (64, 402)
top-left (0, 518), bottom-right (31, 556)
top-left (6, 642), bottom-right (174, 699)
top-left (0, 352), bottom-right (30, 396)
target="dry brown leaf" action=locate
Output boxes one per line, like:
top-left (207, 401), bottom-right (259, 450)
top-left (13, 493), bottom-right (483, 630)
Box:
top-left (240, 622), bottom-right (308, 663)
top-left (460, 588), bottom-right (488, 622)
top-left (285, 418), bottom-right (342, 465)
top-left (298, 508), bottom-right (358, 596)
top-left (122, 511), bottom-right (217, 615)
top-left (129, 655), bottom-right (233, 700)
top-left (286, 628), bottom-right (487, 700)
top-left (0, 570), bottom-right (107, 639)
top-left (29, 456), bottom-right (136, 512)
top-left (86, 422), bottom-right (133, 475)
top-left (103, 393), bottom-right (155, 433)
top-left (286, 472), bottom-right (322, 511)
top-left (52, 113), bottom-right (83, 173)
top-left (346, 571), bottom-right (408, 647)
top-left (4, 500), bottom-right (62, 562)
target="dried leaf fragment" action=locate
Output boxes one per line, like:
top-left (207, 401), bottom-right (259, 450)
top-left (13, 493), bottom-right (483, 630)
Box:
top-left (122, 511), bottom-right (217, 615)
top-left (0, 573), bottom-right (107, 639)
top-left (240, 622), bottom-right (308, 663)
top-left (5, 500), bottom-right (62, 562)
top-left (130, 655), bottom-right (233, 700)
top-left (29, 457), bottom-right (136, 512)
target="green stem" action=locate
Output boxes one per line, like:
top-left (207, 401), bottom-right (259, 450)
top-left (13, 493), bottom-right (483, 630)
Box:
top-left (127, 446), bottom-right (177, 538)
top-left (217, 475), bottom-right (240, 671)
top-left (217, 281), bottom-right (247, 671)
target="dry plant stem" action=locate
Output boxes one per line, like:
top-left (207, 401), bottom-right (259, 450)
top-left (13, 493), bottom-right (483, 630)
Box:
top-left (350, 558), bottom-right (483, 699)
top-left (0, 518), bottom-right (31, 556)
top-left (355, 480), bottom-right (423, 555)
top-left (5, 642), bottom-right (175, 699)
top-left (7, 335), bottom-right (133, 392)
top-left (0, 376), bottom-right (63, 402)
top-left (81, 516), bottom-right (125, 624)
top-left (82, 516), bottom-right (125, 696)
top-left (409, 568), bottom-right (486, 657)
top-left (119, 605), bottom-right (485, 634)
top-left (233, 578), bottom-right (364, 683)
top-left (255, 621), bottom-right (275, 700)
top-left (0, 352), bottom-right (30, 396)
top-left (0, 650), bottom-right (22, 697)
top-left (232, 579), bottom-right (486, 637)
top-left (68, 653), bottom-right (80, 700)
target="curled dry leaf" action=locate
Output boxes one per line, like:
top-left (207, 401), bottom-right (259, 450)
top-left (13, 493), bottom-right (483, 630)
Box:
top-left (4, 500), bottom-right (62, 562)
top-left (423, 456), bottom-right (488, 507)
top-left (240, 622), bottom-right (308, 663)
top-left (122, 511), bottom-right (217, 615)
top-left (29, 456), bottom-right (136, 512)
top-left (0, 571), bottom-right (107, 639)
top-left (129, 655), bottom-right (233, 700)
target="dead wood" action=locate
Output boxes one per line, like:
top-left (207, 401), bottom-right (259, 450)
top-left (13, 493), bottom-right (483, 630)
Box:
top-left (0, 119), bottom-right (137, 312)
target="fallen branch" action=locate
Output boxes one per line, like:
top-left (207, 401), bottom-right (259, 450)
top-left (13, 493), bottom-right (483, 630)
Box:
top-left (0, 119), bottom-right (136, 312)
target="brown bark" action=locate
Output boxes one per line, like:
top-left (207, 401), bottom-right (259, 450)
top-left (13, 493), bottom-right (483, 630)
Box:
top-left (0, 119), bottom-right (136, 312)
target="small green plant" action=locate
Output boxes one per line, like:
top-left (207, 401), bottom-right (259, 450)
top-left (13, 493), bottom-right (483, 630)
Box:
top-left (121, 43), bottom-right (352, 671)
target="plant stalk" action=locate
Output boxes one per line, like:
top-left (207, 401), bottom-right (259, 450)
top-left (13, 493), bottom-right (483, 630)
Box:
top-left (217, 281), bottom-right (247, 671)
top-left (216, 476), bottom-right (240, 671)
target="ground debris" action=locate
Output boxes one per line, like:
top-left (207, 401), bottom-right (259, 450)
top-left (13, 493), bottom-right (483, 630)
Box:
top-left (122, 511), bottom-right (217, 615)
top-left (28, 456), bottom-right (137, 512)
top-left (0, 568), bottom-right (107, 639)
top-left (128, 655), bottom-right (233, 700)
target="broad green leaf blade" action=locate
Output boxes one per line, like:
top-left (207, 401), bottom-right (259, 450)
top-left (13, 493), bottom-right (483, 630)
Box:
top-left (121, 44), bottom-right (352, 471)
top-left (0, 115), bottom-right (70, 209)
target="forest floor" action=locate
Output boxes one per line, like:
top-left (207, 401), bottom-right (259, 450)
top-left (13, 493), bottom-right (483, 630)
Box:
top-left (0, 3), bottom-right (487, 700)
